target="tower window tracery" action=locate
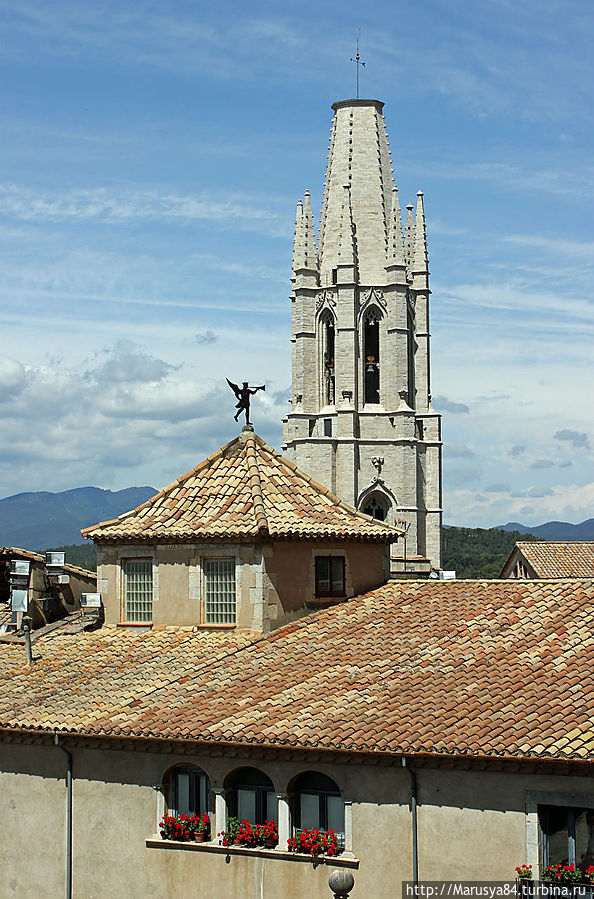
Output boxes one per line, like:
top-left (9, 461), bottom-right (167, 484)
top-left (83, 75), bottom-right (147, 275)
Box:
top-left (319, 312), bottom-right (335, 406)
top-left (363, 307), bottom-right (381, 404)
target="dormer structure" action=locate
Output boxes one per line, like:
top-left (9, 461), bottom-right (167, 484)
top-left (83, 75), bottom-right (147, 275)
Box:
top-left (282, 99), bottom-right (442, 571)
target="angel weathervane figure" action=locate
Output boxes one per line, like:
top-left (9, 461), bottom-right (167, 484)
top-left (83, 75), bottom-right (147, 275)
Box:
top-left (226, 378), bottom-right (265, 427)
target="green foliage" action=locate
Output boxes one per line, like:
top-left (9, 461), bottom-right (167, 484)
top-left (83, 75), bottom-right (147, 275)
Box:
top-left (441, 526), bottom-right (541, 579)
top-left (44, 543), bottom-right (97, 572)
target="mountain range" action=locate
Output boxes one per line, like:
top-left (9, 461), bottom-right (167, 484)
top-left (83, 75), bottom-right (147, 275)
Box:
top-left (495, 519), bottom-right (594, 540)
top-left (0, 486), bottom-right (156, 551)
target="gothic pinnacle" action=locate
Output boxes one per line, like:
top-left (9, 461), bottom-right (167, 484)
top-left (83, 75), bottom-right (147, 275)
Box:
top-left (292, 197), bottom-right (305, 273)
top-left (302, 189), bottom-right (318, 271)
top-left (413, 190), bottom-right (429, 274)
top-left (405, 203), bottom-right (415, 271)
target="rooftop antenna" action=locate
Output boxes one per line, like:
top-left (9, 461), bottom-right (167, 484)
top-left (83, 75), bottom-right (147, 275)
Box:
top-left (350, 26), bottom-right (366, 99)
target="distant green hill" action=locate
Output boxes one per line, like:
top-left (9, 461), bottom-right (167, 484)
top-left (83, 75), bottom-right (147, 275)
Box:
top-left (442, 526), bottom-right (541, 578)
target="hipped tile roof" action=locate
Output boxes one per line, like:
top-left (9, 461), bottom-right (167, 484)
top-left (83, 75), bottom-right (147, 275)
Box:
top-left (82, 431), bottom-right (400, 544)
top-left (503, 542), bottom-right (594, 578)
top-left (2, 578), bottom-right (594, 763)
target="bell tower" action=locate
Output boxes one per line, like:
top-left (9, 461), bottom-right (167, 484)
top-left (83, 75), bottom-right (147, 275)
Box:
top-left (282, 99), bottom-right (442, 571)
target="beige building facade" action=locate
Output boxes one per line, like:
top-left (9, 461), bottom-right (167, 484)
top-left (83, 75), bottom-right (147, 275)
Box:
top-left (96, 538), bottom-right (388, 631)
top-left (2, 738), bottom-right (594, 898)
top-left (282, 99), bottom-right (442, 572)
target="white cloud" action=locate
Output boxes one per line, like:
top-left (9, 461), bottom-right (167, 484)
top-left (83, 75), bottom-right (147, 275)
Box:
top-left (0, 183), bottom-right (287, 236)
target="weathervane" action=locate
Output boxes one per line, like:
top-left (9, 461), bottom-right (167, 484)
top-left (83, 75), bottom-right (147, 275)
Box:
top-left (226, 379), bottom-right (265, 427)
top-left (350, 26), bottom-right (365, 99)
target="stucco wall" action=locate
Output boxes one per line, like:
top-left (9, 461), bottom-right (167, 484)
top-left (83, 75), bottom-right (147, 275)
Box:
top-left (265, 540), bottom-right (388, 615)
top-left (3, 741), bottom-right (594, 899)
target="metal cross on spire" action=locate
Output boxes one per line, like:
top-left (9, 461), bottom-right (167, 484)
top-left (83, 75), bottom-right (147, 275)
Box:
top-left (349, 27), bottom-right (365, 99)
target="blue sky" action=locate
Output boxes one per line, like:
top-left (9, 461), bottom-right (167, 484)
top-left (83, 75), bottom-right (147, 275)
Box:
top-left (1, 0), bottom-right (593, 527)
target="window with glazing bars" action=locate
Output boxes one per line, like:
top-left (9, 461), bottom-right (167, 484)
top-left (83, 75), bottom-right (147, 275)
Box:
top-left (204, 559), bottom-right (236, 624)
top-left (123, 559), bottom-right (153, 622)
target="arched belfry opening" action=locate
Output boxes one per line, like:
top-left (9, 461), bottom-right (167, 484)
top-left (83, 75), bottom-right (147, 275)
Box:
top-left (363, 307), bottom-right (381, 404)
top-left (319, 311), bottom-right (335, 406)
top-left (360, 490), bottom-right (394, 524)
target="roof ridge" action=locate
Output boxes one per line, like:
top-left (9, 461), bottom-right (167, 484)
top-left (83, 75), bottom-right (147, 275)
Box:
top-left (243, 432), bottom-right (268, 532)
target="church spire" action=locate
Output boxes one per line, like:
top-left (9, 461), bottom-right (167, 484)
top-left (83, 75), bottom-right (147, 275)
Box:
top-left (318, 99), bottom-right (394, 285)
top-left (386, 186), bottom-right (406, 276)
top-left (412, 190), bottom-right (428, 275)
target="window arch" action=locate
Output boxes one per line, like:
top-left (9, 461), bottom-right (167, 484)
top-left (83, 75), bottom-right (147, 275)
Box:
top-left (319, 311), bottom-right (336, 406)
top-left (363, 307), bottom-right (381, 404)
top-left (224, 766), bottom-right (278, 826)
top-left (291, 771), bottom-right (344, 848)
top-left (361, 491), bottom-right (391, 522)
top-left (165, 765), bottom-right (210, 817)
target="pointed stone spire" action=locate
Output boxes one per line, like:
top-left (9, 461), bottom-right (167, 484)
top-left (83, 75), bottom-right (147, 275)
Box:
top-left (413, 190), bottom-right (429, 274)
top-left (292, 198), bottom-right (304, 274)
top-left (405, 203), bottom-right (415, 272)
top-left (386, 186), bottom-right (406, 274)
top-left (336, 184), bottom-right (357, 278)
top-left (302, 190), bottom-right (317, 271)
top-left (318, 99), bottom-right (394, 285)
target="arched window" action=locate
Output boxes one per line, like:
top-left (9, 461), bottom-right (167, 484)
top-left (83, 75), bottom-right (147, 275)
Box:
top-left (292, 771), bottom-right (344, 847)
top-left (361, 492), bottom-right (391, 522)
top-left (167, 765), bottom-right (210, 817)
top-left (225, 767), bottom-right (278, 825)
top-left (319, 312), bottom-right (335, 406)
top-left (363, 308), bottom-right (381, 404)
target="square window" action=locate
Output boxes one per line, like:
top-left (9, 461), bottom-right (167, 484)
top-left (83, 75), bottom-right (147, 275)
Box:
top-left (123, 559), bottom-right (152, 623)
top-left (315, 557), bottom-right (345, 598)
top-left (204, 558), bottom-right (236, 625)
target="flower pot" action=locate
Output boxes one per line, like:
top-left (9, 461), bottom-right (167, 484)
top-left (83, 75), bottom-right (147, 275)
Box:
top-left (194, 831), bottom-right (206, 843)
top-left (265, 837), bottom-right (277, 849)
top-left (233, 837), bottom-right (242, 846)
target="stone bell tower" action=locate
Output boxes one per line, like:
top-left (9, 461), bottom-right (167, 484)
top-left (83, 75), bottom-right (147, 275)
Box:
top-left (282, 99), bottom-right (442, 571)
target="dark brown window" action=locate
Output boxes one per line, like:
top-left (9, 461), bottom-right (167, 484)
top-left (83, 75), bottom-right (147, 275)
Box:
top-left (315, 556), bottom-right (345, 598)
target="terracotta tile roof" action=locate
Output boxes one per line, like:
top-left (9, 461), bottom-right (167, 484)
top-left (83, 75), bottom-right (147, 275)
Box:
top-left (502, 542), bottom-right (594, 578)
top-left (2, 579), bottom-right (594, 763)
top-left (0, 627), bottom-right (252, 733)
top-left (81, 431), bottom-right (400, 544)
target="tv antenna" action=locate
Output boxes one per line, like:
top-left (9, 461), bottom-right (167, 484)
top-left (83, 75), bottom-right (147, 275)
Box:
top-left (350, 27), bottom-right (366, 99)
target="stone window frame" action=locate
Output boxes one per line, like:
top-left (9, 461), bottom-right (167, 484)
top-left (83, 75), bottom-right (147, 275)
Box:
top-left (116, 547), bottom-right (157, 626)
top-left (202, 557), bottom-right (237, 626)
top-left (189, 546), bottom-right (243, 629)
top-left (525, 789), bottom-right (594, 871)
top-left (317, 308), bottom-right (337, 410)
top-left (359, 304), bottom-right (385, 408)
